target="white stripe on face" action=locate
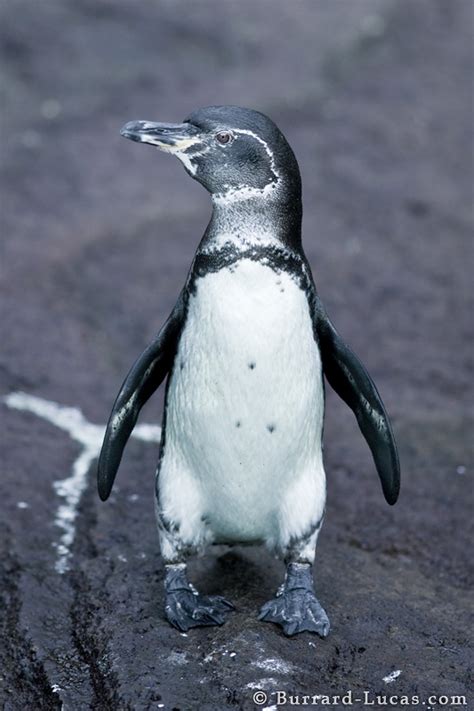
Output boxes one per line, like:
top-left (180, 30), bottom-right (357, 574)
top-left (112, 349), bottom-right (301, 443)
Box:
top-left (232, 128), bottom-right (280, 181)
top-left (138, 134), bottom-right (202, 152)
top-left (138, 134), bottom-right (205, 175)
top-left (211, 128), bottom-right (281, 203)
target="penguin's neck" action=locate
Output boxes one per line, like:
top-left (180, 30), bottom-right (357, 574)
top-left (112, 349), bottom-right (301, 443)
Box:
top-left (201, 191), bottom-right (302, 255)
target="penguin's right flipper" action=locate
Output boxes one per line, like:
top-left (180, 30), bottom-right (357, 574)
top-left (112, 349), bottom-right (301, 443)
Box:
top-left (97, 294), bottom-right (185, 501)
top-left (316, 311), bottom-right (400, 505)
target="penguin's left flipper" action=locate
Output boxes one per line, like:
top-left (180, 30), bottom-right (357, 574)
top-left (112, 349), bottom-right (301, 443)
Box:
top-left (97, 293), bottom-right (185, 502)
top-left (317, 311), bottom-right (400, 505)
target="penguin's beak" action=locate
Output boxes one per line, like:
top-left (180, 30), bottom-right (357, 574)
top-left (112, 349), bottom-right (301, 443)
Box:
top-left (120, 120), bottom-right (200, 152)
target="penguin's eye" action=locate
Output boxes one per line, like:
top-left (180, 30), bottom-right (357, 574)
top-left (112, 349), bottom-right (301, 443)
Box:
top-left (215, 131), bottom-right (233, 145)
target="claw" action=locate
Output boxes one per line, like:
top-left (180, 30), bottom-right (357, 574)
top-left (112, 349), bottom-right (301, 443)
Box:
top-left (257, 603), bottom-right (272, 621)
top-left (191, 608), bottom-right (225, 626)
top-left (283, 620), bottom-right (299, 637)
top-left (211, 595), bottom-right (236, 610)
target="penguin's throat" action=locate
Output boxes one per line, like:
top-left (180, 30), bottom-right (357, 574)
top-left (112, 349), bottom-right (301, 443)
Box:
top-left (207, 193), bottom-right (302, 252)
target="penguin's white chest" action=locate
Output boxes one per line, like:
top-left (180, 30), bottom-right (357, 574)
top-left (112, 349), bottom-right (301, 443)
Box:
top-left (160, 258), bottom-right (325, 543)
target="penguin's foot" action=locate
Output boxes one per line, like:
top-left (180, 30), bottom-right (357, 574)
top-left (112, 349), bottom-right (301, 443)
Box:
top-left (258, 562), bottom-right (330, 638)
top-left (164, 565), bottom-right (234, 631)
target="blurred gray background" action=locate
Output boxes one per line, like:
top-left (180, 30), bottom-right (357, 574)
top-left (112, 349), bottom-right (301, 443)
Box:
top-left (1, 1), bottom-right (472, 709)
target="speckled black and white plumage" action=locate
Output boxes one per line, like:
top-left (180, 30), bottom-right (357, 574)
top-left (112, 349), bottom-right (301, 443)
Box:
top-left (98, 106), bottom-right (400, 636)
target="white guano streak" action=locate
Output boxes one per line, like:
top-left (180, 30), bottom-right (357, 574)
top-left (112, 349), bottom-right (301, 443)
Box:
top-left (383, 670), bottom-right (402, 684)
top-left (3, 391), bottom-right (161, 574)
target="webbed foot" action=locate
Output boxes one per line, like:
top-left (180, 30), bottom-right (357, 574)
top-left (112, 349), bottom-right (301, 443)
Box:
top-left (259, 562), bottom-right (330, 637)
top-left (164, 565), bottom-right (234, 631)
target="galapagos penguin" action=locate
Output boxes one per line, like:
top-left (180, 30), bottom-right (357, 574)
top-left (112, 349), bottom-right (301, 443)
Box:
top-left (98, 106), bottom-right (400, 637)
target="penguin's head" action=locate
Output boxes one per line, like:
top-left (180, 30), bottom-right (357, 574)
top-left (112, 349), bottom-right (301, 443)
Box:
top-left (120, 105), bottom-right (300, 204)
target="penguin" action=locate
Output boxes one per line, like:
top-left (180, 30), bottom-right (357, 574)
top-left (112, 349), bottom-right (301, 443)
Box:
top-left (97, 106), bottom-right (400, 637)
